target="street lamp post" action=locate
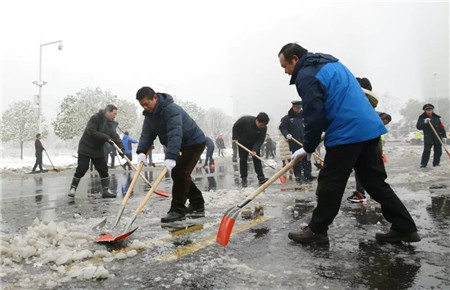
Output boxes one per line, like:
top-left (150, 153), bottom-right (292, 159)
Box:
top-left (33, 40), bottom-right (63, 132)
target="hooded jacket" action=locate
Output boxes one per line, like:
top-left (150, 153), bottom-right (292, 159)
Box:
top-left (232, 115), bottom-right (267, 153)
top-left (136, 93), bottom-right (206, 160)
top-left (416, 112), bottom-right (446, 144)
top-left (78, 110), bottom-right (123, 158)
top-left (290, 52), bottom-right (387, 152)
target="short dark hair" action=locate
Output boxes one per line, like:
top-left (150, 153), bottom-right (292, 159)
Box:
top-left (278, 43), bottom-right (308, 62)
top-left (124, 131), bottom-right (129, 135)
top-left (136, 86), bottom-right (156, 101)
top-left (256, 112), bottom-right (270, 124)
top-left (379, 112), bottom-right (392, 123)
top-left (36, 133), bottom-right (41, 138)
top-left (105, 104), bottom-right (117, 112)
top-left (356, 77), bottom-right (372, 91)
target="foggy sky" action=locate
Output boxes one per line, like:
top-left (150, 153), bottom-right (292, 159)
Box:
top-left (1, 0), bottom-right (449, 134)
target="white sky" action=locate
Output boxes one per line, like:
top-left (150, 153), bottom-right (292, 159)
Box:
top-left (1, 0), bottom-right (449, 127)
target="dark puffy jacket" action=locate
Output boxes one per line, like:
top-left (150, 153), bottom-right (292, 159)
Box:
top-left (136, 93), bottom-right (206, 160)
top-left (232, 115), bottom-right (267, 152)
top-left (78, 110), bottom-right (123, 158)
top-left (35, 139), bottom-right (44, 155)
top-left (289, 52), bottom-right (387, 152)
top-left (416, 112), bottom-right (446, 144)
top-left (279, 108), bottom-right (305, 151)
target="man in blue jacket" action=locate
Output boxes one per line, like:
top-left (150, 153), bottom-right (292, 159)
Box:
top-left (135, 87), bottom-right (207, 223)
top-left (278, 43), bottom-right (420, 243)
top-left (121, 131), bottom-right (138, 170)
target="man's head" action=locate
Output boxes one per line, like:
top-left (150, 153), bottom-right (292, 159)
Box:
top-left (379, 113), bottom-right (392, 125)
top-left (278, 43), bottom-right (308, 75)
top-left (124, 131), bottom-right (129, 135)
top-left (291, 100), bottom-right (302, 113)
top-left (255, 112), bottom-right (270, 129)
top-left (104, 104), bottom-right (118, 121)
top-left (36, 133), bottom-right (41, 139)
top-left (136, 86), bottom-right (158, 113)
top-left (423, 103), bottom-right (434, 117)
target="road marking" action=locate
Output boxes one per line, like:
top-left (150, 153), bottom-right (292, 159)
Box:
top-left (155, 215), bottom-right (273, 262)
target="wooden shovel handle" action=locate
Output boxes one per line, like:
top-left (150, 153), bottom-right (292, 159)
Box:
top-left (134, 167), bottom-right (168, 216)
top-left (290, 137), bottom-right (324, 162)
top-left (233, 140), bottom-right (275, 169)
top-left (241, 155), bottom-right (305, 205)
top-left (428, 121), bottom-right (450, 156)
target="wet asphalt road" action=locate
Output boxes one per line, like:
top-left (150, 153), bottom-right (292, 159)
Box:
top-left (1, 142), bottom-right (449, 289)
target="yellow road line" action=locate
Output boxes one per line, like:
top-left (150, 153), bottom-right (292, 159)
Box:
top-left (155, 215), bottom-right (273, 262)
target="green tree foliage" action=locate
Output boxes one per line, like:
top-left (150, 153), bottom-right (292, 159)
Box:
top-left (0, 100), bottom-right (47, 159)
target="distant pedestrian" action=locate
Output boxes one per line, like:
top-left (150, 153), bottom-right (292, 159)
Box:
top-left (204, 137), bottom-right (215, 167)
top-left (279, 100), bottom-right (315, 184)
top-left (121, 131), bottom-right (138, 170)
top-left (68, 104), bottom-right (125, 198)
top-left (215, 134), bottom-right (226, 156)
top-left (278, 42), bottom-right (420, 243)
top-left (232, 112), bottom-right (270, 187)
top-left (416, 103), bottom-right (447, 168)
top-left (265, 134), bottom-right (276, 159)
top-left (278, 130), bottom-right (293, 179)
top-left (32, 133), bottom-right (45, 173)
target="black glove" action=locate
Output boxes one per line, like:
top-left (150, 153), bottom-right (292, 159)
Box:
top-left (118, 148), bottom-right (125, 158)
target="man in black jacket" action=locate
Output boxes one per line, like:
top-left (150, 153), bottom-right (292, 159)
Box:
top-left (416, 103), bottom-right (447, 167)
top-left (68, 104), bottom-right (125, 198)
top-left (279, 100), bottom-right (314, 184)
top-left (232, 112), bottom-right (270, 187)
top-left (32, 133), bottom-right (45, 173)
top-left (135, 86), bottom-right (207, 223)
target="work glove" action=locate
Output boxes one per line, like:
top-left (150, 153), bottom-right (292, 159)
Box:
top-left (164, 159), bottom-right (176, 172)
top-left (118, 148), bottom-right (125, 158)
top-left (442, 138), bottom-right (447, 143)
top-left (137, 153), bottom-right (148, 165)
top-left (291, 148), bottom-right (311, 161)
top-left (424, 118), bottom-right (431, 123)
top-left (286, 134), bottom-right (292, 140)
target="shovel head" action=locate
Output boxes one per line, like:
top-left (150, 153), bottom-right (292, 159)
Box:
top-left (216, 215), bottom-right (236, 246)
top-left (155, 190), bottom-right (170, 197)
top-left (94, 227), bottom-right (138, 243)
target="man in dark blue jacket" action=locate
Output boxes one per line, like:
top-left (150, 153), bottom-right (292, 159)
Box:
top-left (416, 103), bottom-right (447, 168)
top-left (279, 100), bottom-right (314, 184)
top-left (135, 87), bottom-right (206, 223)
top-left (121, 131), bottom-right (138, 170)
top-left (278, 43), bottom-right (419, 243)
top-left (232, 113), bottom-right (270, 187)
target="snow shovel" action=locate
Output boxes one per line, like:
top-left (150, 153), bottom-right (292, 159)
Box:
top-left (233, 140), bottom-right (285, 183)
top-left (110, 141), bottom-right (170, 197)
top-left (428, 121), bottom-right (450, 160)
top-left (216, 155), bottom-right (305, 246)
top-left (94, 168), bottom-right (168, 243)
top-left (289, 137), bottom-right (324, 169)
top-left (112, 147), bottom-right (153, 228)
top-left (44, 150), bottom-right (59, 172)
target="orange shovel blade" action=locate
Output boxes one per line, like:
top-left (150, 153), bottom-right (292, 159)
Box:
top-left (155, 190), bottom-right (170, 197)
top-left (216, 215), bottom-right (236, 246)
top-left (279, 175), bottom-right (286, 184)
top-left (94, 227), bottom-right (138, 243)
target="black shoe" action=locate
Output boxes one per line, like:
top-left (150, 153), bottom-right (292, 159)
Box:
top-left (186, 204), bottom-right (205, 218)
top-left (161, 211), bottom-right (186, 223)
top-left (288, 226), bottom-right (329, 244)
top-left (102, 188), bottom-right (117, 198)
top-left (303, 176), bottom-right (317, 182)
top-left (420, 165), bottom-right (426, 168)
top-left (241, 178), bottom-right (248, 187)
top-left (258, 177), bottom-right (269, 185)
top-left (295, 177), bottom-right (302, 185)
top-left (375, 230), bottom-right (421, 243)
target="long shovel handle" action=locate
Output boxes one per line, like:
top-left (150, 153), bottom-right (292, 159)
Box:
top-left (290, 137), bottom-right (324, 162)
top-left (44, 150), bottom-right (58, 171)
top-left (428, 121), bottom-right (450, 157)
top-left (111, 141), bottom-right (155, 186)
top-left (238, 155), bottom-right (305, 207)
top-left (134, 167), bottom-right (168, 216)
top-left (234, 140), bottom-right (275, 169)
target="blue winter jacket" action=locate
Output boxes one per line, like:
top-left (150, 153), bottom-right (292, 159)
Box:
top-left (122, 134), bottom-right (138, 154)
top-left (136, 93), bottom-right (206, 160)
top-left (290, 52), bottom-right (387, 152)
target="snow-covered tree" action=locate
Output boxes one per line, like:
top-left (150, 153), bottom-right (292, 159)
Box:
top-left (115, 98), bottom-right (142, 138)
top-left (175, 97), bottom-right (206, 124)
top-left (1, 100), bottom-right (47, 159)
top-left (201, 108), bottom-right (232, 140)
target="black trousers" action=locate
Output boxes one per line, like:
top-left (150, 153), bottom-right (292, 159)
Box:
top-left (125, 153), bottom-right (133, 169)
top-left (293, 157), bottom-right (312, 179)
top-left (75, 154), bottom-right (108, 179)
top-left (170, 143), bottom-right (206, 214)
top-left (238, 144), bottom-right (263, 179)
top-left (309, 138), bottom-right (417, 234)
top-left (204, 147), bottom-right (214, 166)
top-left (32, 152), bottom-right (43, 172)
top-left (420, 142), bottom-right (442, 167)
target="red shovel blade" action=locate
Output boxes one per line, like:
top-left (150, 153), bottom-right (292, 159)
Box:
top-left (94, 227), bottom-right (138, 243)
top-left (216, 215), bottom-right (236, 246)
top-left (279, 175), bottom-right (286, 184)
top-left (155, 190), bottom-right (170, 197)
